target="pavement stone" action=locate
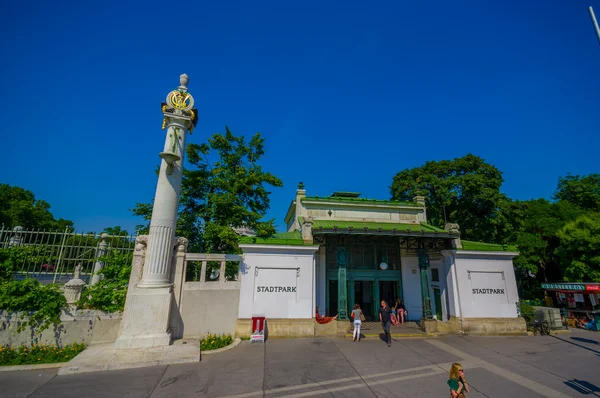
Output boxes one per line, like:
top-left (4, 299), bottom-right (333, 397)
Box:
top-left (3, 329), bottom-right (599, 398)
top-left (30, 365), bottom-right (167, 398)
top-left (1, 368), bottom-right (58, 398)
top-left (151, 340), bottom-right (264, 398)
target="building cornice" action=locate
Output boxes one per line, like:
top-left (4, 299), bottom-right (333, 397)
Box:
top-left (441, 250), bottom-right (519, 258)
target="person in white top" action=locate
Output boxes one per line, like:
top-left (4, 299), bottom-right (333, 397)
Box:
top-left (352, 303), bottom-right (363, 342)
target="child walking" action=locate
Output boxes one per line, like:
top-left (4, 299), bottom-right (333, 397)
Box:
top-left (448, 363), bottom-right (469, 397)
top-left (352, 304), bottom-right (363, 342)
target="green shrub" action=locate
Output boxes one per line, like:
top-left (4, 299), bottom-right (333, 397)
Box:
top-left (0, 247), bottom-right (67, 334)
top-left (200, 333), bottom-right (233, 351)
top-left (0, 342), bottom-right (85, 366)
top-left (0, 278), bottom-right (67, 333)
top-left (78, 250), bottom-right (131, 313)
top-left (519, 300), bottom-right (535, 324)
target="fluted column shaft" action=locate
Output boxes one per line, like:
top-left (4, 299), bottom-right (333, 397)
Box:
top-left (138, 117), bottom-right (189, 288)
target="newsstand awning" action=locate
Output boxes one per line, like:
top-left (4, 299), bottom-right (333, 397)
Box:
top-left (541, 283), bottom-right (600, 292)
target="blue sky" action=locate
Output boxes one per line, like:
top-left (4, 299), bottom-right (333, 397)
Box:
top-left (1, 0), bottom-right (599, 234)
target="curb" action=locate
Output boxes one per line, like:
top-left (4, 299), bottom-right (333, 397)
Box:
top-left (201, 338), bottom-right (241, 356)
top-left (526, 329), bottom-right (571, 336)
top-left (0, 362), bottom-right (67, 372)
top-left (345, 333), bottom-right (435, 338)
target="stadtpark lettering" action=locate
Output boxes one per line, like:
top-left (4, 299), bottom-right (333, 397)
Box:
top-left (257, 286), bottom-right (297, 293)
top-left (472, 288), bottom-right (505, 295)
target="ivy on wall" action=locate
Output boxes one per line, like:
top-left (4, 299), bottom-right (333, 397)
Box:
top-left (78, 250), bottom-right (131, 313)
top-left (0, 247), bottom-right (67, 333)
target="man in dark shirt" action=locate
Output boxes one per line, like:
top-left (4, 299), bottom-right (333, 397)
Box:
top-left (379, 300), bottom-right (392, 347)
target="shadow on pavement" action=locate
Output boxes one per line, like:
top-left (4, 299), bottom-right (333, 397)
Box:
top-left (571, 336), bottom-right (599, 345)
top-left (551, 335), bottom-right (600, 355)
top-left (378, 333), bottom-right (396, 344)
top-left (564, 379), bottom-right (600, 397)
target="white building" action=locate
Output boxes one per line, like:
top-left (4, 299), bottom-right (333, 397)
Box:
top-left (236, 184), bottom-right (526, 336)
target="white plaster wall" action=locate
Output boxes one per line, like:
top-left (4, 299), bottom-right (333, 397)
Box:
top-left (302, 205), bottom-right (423, 224)
top-left (179, 288), bottom-right (240, 337)
top-left (442, 253), bottom-right (460, 318)
top-left (451, 251), bottom-right (520, 318)
top-left (238, 245), bottom-right (319, 319)
top-left (401, 255), bottom-right (422, 321)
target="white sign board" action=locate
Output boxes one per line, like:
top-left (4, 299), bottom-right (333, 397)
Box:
top-left (469, 271), bottom-right (508, 305)
top-left (250, 334), bottom-right (265, 343)
top-left (249, 267), bottom-right (299, 318)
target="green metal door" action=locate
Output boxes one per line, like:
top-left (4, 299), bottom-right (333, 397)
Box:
top-left (433, 288), bottom-right (442, 320)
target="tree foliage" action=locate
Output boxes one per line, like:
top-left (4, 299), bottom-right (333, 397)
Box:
top-left (390, 155), bottom-right (600, 298)
top-left (133, 127), bottom-right (283, 253)
top-left (554, 173), bottom-right (600, 211)
top-left (0, 184), bottom-right (73, 230)
top-left (556, 214), bottom-right (600, 282)
top-left (390, 154), bottom-right (509, 243)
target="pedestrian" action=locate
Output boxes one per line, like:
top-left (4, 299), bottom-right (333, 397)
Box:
top-left (379, 300), bottom-right (392, 347)
top-left (351, 303), bottom-right (363, 342)
top-left (394, 298), bottom-right (407, 324)
top-left (448, 363), bottom-right (469, 397)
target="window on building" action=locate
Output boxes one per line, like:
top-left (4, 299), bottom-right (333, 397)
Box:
top-left (431, 268), bottom-right (440, 282)
top-left (387, 248), bottom-right (400, 270)
top-left (324, 236), bottom-right (402, 270)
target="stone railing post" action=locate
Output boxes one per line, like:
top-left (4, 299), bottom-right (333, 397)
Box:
top-left (9, 226), bottom-right (24, 247)
top-left (302, 216), bottom-right (314, 244)
top-left (171, 237), bottom-right (188, 305)
top-left (64, 264), bottom-right (85, 310)
top-left (90, 233), bottom-right (109, 286)
top-left (445, 223), bottom-right (462, 249)
top-left (169, 237), bottom-right (188, 339)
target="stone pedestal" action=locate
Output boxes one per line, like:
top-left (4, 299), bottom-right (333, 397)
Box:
top-left (114, 286), bottom-right (173, 348)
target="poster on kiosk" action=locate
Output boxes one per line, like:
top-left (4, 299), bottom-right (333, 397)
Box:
top-left (251, 315), bottom-right (266, 343)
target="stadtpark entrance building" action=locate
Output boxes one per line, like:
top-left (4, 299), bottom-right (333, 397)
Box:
top-left (112, 76), bottom-right (525, 349)
top-left (236, 184), bottom-right (526, 336)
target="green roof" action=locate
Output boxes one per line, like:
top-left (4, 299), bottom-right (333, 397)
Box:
top-left (331, 191), bottom-right (361, 198)
top-left (312, 220), bottom-right (448, 234)
top-left (461, 240), bottom-right (518, 252)
top-left (302, 196), bottom-right (422, 207)
top-left (239, 231), bottom-right (307, 246)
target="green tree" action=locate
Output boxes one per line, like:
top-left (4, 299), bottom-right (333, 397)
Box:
top-left (133, 126), bottom-right (283, 253)
top-left (556, 214), bottom-right (600, 282)
top-left (0, 184), bottom-right (73, 230)
top-left (390, 154), bottom-right (510, 243)
top-left (102, 226), bottom-right (129, 236)
top-left (510, 199), bottom-right (583, 298)
top-left (554, 174), bottom-right (600, 211)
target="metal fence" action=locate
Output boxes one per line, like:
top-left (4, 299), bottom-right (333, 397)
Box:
top-left (0, 225), bottom-right (136, 285)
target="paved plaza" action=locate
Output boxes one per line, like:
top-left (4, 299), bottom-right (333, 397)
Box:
top-left (2, 329), bottom-right (599, 398)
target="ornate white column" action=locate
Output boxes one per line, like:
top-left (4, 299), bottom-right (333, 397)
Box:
top-left (138, 74), bottom-right (197, 288)
top-left (115, 75), bottom-right (198, 349)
